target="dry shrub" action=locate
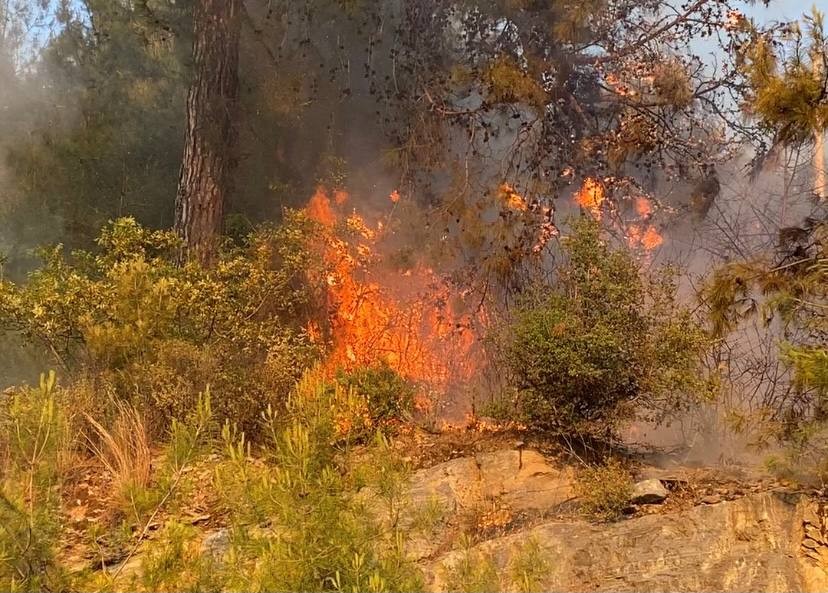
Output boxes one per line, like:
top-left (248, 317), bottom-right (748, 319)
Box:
top-left (85, 402), bottom-right (152, 510)
top-left (575, 458), bottom-right (632, 521)
top-left (126, 339), bottom-right (218, 431)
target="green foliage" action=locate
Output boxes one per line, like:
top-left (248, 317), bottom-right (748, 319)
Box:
top-left (336, 364), bottom-right (416, 436)
top-left (2, 2), bottom-right (191, 254)
top-left (123, 391), bottom-right (215, 526)
top-left (0, 215), bottom-right (323, 434)
top-left (509, 538), bottom-right (552, 593)
top-left (703, 221), bottom-right (827, 468)
top-left (0, 371), bottom-right (68, 592)
top-left (704, 229), bottom-right (826, 385)
top-left (575, 458), bottom-right (633, 521)
top-left (442, 535), bottom-right (500, 593)
top-left (0, 367), bottom-right (427, 592)
top-left (442, 535), bottom-right (551, 593)
top-left (741, 9), bottom-right (828, 144)
top-left (119, 391), bottom-right (221, 591)
top-left (137, 521), bottom-right (218, 593)
top-left (210, 369), bottom-right (423, 592)
top-left (495, 217), bottom-right (708, 434)
top-left (784, 345), bottom-right (828, 396)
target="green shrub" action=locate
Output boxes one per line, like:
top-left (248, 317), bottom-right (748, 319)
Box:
top-left (0, 368), bottom-right (423, 592)
top-left (0, 215), bottom-right (323, 434)
top-left (494, 217), bottom-right (708, 435)
top-left (442, 534), bottom-right (501, 593)
top-left (336, 364), bottom-right (416, 436)
top-left (575, 458), bottom-right (633, 521)
top-left (509, 537), bottom-right (552, 593)
top-left (211, 368), bottom-right (423, 592)
top-left (0, 372), bottom-right (68, 592)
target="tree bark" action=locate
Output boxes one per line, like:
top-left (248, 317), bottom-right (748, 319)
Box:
top-left (174, 0), bottom-right (241, 265)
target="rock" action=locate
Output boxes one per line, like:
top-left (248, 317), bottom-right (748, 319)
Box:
top-left (428, 492), bottom-right (820, 592)
top-left (200, 528), bottom-right (230, 560)
top-left (398, 450), bottom-right (575, 561)
top-left (405, 449), bottom-right (575, 515)
top-left (477, 450), bottom-right (576, 512)
top-left (701, 494), bottom-right (722, 505)
top-left (87, 550), bottom-right (128, 571)
top-left (630, 479), bottom-right (669, 504)
top-left (636, 467), bottom-right (690, 490)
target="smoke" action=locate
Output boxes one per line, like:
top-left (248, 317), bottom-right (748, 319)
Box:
top-left (0, 2), bottom-right (88, 386)
top-left (620, 149), bottom-right (826, 470)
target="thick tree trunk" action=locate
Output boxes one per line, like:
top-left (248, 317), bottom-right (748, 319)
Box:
top-left (175, 0), bottom-right (242, 265)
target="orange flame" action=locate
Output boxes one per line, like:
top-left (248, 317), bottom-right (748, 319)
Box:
top-left (305, 187), bottom-right (478, 397)
top-left (634, 196), bottom-right (653, 218)
top-left (575, 178), bottom-right (605, 217)
top-left (630, 196), bottom-right (662, 251)
top-left (307, 186), bottom-right (337, 227)
top-left (499, 183), bottom-right (528, 211)
top-left (628, 224), bottom-right (664, 250)
top-left (334, 189), bottom-right (349, 206)
top-left (571, 180), bottom-right (664, 253)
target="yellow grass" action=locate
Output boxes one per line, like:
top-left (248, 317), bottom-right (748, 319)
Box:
top-left (84, 402), bottom-right (152, 509)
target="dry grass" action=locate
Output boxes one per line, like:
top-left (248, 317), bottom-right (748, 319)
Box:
top-left (84, 402), bottom-right (152, 510)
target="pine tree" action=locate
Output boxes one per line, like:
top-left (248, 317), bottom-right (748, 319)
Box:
top-left (174, 0), bottom-right (242, 265)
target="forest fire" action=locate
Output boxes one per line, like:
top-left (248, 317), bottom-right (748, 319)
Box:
top-left (629, 195), bottom-right (664, 250)
top-left (628, 224), bottom-right (664, 250)
top-left (304, 187), bottom-right (478, 398)
top-left (574, 178), bottom-right (663, 252)
top-left (575, 177), bottom-right (605, 216)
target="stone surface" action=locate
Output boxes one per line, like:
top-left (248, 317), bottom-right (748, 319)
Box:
top-left (630, 479), bottom-right (669, 505)
top-left (428, 492), bottom-right (828, 592)
top-left (200, 528), bottom-right (230, 559)
top-left (400, 449), bottom-right (575, 560)
top-left (406, 449), bottom-right (576, 515)
top-left (89, 448), bottom-right (828, 592)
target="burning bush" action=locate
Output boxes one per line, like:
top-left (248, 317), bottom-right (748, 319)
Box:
top-left (494, 217), bottom-right (708, 436)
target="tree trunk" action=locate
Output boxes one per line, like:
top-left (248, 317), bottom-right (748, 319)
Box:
top-left (174, 0), bottom-right (241, 265)
top-left (813, 53), bottom-right (827, 201)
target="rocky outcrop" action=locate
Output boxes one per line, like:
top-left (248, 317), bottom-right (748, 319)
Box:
top-left (396, 449), bottom-right (828, 592)
top-left (93, 447), bottom-right (828, 592)
top-left (397, 449), bottom-right (576, 560)
top-left (424, 488), bottom-right (828, 592)
top-left (406, 449), bottom-right (576, 515)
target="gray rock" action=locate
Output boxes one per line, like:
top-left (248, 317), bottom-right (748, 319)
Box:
top-left (200, 528), bottom-right (230, 560)
top-left (630, 478), bottom-right (669, 504)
